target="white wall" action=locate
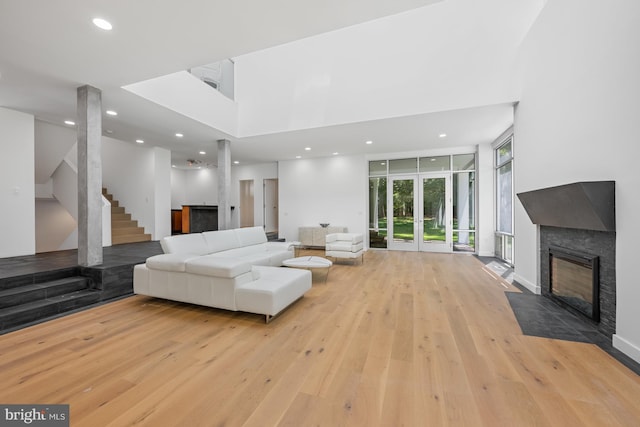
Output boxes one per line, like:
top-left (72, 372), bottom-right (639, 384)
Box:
top-left (232, 162), bottom-right (278, 229)
top-left (0, 108), bottom-right (35, 257)
top-left (184, 168), bottom-right (219, 206)
top-left (123, 71), bottom-right (239, 136)
top-left (170, 168), bottom-right (187, 209)
top-left (514, 0), bottom-right (640, 362)
top-left (102, 137), bottom-right (171, 240)
top-left (476, 142), bottom-right (495, 257)
top-left (35, 199), bottom-right (76, 252)
top-left (278, 155), bottom-right (367, 242)
top-left (152, 147), bottom-right (172, 239)
top-left (34, 120), bottom-right (76, 184)
top-left (171, 163), bottom-right (278, 230)
top-left (235, 0), bottom-right (543, 137)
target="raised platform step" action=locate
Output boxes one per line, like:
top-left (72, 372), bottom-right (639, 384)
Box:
top-left (0, 289), bottom-right (101, 331)
top-left (0, 276), bottom-right (89, 309)
top-left (112, 234), bottom-right (152, 245)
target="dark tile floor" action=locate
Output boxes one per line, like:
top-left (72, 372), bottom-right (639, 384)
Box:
top-left (0, 242), bottom-right (162, 280)
top-left (477, 256), bottom-right (640, 376)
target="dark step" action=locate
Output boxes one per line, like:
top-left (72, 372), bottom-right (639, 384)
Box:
top-left (0, 276), bottom-right (90, 309)
top-left (0, 290), bottom-right (101, 332)
top-left (0, 267), bottom-right (80, 291)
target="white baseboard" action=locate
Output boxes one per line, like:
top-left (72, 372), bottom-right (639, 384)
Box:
top-left (513, 273), bottom-right (540, 294)
top-left (613, 334), bottom-right (640, 364)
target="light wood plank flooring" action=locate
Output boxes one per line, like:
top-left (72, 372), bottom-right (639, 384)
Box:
top-left (0, 250), bottom-right (639, 426)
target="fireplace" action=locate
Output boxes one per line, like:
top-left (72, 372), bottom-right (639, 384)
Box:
top-left (517, 181), bottom-right (616, 338)
top-left (548, 246), bottom-right (599, 322)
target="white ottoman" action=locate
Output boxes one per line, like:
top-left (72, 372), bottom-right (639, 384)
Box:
top-left (235, 266), bottom-right (311, 322)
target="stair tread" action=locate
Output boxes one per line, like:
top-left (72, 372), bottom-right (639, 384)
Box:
top-left (0, 290), bottom-right (100, 316)
top-left (0, 276), bottom-right (88, 298)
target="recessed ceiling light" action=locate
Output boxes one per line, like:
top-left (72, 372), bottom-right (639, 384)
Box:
top-left (175, 133), bottom-right (183, 138)
top-left (106, 110), bottom-right (117, 116)
top-left (64, 120), bottom-right (75, 126)
top-left (333, 152), bottom-right (339, 155)
top-left (233, 161), bottom-right (240, 164)
top-left (439, 133), bottom-right (447, 138)
top-left (295, 156), bottom-right (302, 159)
top-left (172, 165), bottom-right (176, 168)
top-left (105, 129), bottom-right (113, 134)
top-left (380, 162), bottom-right (385, 166)
top-left (305, 147), bottom-right (311, 151)
top-left (430, 158), bottom-right (437, 162)
top-left (199, 151), bottom-right (206, 155)
top-left (136, 139), bottom-right (144, 144)
top-left (365, 140), bottom-right (373, 145)
top-left (92, 18), bottom-right (113, 31)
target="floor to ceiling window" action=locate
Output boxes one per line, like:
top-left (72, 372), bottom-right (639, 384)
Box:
top-left (369, 161), bottom-right (388, 249)
top-left (368, 153), bottom-right (476, 253)
top-left (495, 136), bottom-right (514, 264)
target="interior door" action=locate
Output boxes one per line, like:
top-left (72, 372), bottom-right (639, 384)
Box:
top-left (419, 174), bottom-right (452, 252)
top-left (263, 179), bottom-right (278, 234)
top-left (388, 176), bottom-right (419, 251)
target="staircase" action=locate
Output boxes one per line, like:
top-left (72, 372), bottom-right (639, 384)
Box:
top-left (102, 188), bottom-right (152, 245)
top-left (0, 268), bottom-right (100, 332)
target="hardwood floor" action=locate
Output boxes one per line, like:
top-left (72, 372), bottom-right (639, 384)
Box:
top-left (0, 250), bottom-right (638, 426)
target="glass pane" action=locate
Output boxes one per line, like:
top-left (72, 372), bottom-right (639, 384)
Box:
top-left (419, 156), bottom-right (449, 172)
top-left (454, 231), bottom-right (475, 252)
top-left (389, 158), bottom-right (417, 174)
top-left (369, 177), bottom-right (388, 248)
top-left (452, 153), bottom-right (475, 171)
top-left (497, 162), bottom-right (513, 233)
top-left (369, 160), bottom-right (387, 177)
top-left (496, 140), bottom-right (512, 165)
top-left (422, 178), bottom-right (446, 243)
top-left (393, 179), bottom-right (414, 242)
top-left (453, 172), bottom-right (475, 231)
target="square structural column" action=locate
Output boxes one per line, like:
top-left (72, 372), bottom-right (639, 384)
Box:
top-left (77, 85), bottom-right (103, 266)
top-left (217, 139), bottom-right (232, 230)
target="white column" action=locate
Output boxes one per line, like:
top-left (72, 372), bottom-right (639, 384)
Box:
top-left (77, 85), bottom-right (103, 266)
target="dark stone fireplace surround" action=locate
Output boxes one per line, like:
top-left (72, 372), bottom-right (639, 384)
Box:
top-left (517, 181), bottom-right (616, 340)
top-left (540, 226), bottom-right (616, 338)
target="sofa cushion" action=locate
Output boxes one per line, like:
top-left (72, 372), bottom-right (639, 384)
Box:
top-left (202, 229), bottom-right (240, 253)
top-left (185, 256), bottom-right (252, 278)
top-left (235, 226), bottom-right (268, 247)
top-left (146, 253), bottom-right (198, 272)
top-left (160, 233), bottom-right (209, 255)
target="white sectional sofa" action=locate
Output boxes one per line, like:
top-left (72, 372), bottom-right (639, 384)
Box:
top-left (133, 227), bottom-right (310, 322)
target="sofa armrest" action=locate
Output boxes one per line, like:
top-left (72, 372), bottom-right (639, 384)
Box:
top-left (325, 234), bottom-right (338, 243)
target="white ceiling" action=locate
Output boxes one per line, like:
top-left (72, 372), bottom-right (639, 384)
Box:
top-left (0, 0), bottom-right (527, 168)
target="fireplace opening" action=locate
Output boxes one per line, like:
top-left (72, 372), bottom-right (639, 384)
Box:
top-left (549, 246), bottom-right (600, 322)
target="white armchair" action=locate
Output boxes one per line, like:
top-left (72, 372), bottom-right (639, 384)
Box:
top-left (325, 233), bottom-right (364, 264)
